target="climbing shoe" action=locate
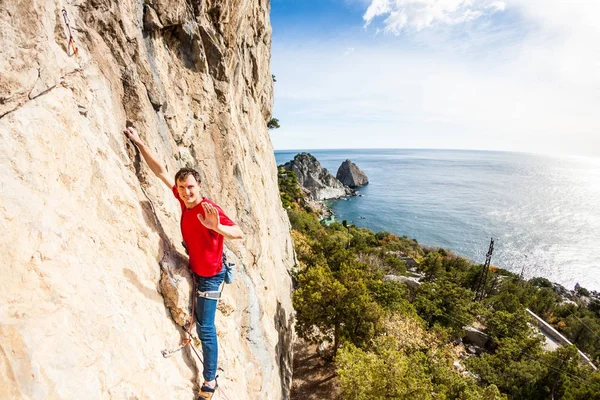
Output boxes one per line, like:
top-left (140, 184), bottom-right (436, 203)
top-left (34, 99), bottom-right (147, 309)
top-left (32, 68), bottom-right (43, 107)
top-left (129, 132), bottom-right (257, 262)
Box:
top-left (197, 383), bottom-right (217, 399)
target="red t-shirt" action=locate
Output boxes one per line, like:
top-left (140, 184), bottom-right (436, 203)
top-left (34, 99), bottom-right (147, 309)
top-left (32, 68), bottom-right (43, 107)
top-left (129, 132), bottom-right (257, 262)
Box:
top-left (172, 186), bottom-right (235, 277)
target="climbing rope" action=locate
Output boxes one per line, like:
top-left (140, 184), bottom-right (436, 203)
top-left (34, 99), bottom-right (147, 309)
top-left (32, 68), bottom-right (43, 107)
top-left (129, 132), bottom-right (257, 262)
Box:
top-left (61, 9), bottom-right (79, 56)
top-left (161, 277), bottom-right (200, 358)
top-left (161, 277), bottom-right (223, 358)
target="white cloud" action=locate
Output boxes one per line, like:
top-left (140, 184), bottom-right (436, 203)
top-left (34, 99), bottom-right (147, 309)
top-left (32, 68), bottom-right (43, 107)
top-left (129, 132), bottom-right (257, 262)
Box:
top-left (271, 1), bottom-right (600, 157)
top-left (364, 0), bottom-right (506, 33)
top-left (504, 0), bottom-right (600, 88)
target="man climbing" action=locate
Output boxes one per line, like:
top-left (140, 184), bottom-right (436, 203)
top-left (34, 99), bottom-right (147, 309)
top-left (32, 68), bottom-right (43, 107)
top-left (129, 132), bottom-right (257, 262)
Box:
top-left (123, 126), bottom-right (243, 399)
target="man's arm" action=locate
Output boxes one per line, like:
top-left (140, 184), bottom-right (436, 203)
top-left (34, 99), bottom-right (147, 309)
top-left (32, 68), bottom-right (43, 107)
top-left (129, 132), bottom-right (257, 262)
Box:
top-left (198, 203), bottom-right (244, 240)
top-left (123, 127), bottom-right (174, 189)
top-left (215, 223), bottom-right (244, 240)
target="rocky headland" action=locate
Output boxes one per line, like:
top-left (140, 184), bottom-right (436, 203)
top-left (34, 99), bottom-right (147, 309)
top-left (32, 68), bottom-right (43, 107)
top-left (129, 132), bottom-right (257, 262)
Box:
top-left (281, 152), bottom-right (354, 201)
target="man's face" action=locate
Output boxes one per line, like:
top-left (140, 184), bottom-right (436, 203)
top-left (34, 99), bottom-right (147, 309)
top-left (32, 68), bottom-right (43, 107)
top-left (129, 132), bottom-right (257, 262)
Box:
top-left (177, 175), bottom-right (201, 208)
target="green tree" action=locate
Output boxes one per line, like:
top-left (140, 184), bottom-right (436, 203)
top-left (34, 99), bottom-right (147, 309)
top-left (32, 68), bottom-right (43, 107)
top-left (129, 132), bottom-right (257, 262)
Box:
top-left (287, 208), bottom-right (323, 237)
top-left (529, 277), bottom-right (553, 288)
top-left (380, 252), bottom-right (407, 274)
top-left (267, 117), bottom-right (280, 129)
top-left (487, 279), bottom-right (534, 313)
top-left (538, 345), bottom-right (582, 400)
top-left (413, 279), bottom-right (476, 337)
top-left (317, 229), bottom-right (353, 271)
top-left (379, 233), bottom-right (423, 258)
top-left (369, 279), bottom-right (413, 312)
top-left (349, 226), bottom-right (379, 252)
top-left (337, 334), bottom-right (508, 400)
top-left (293, 265), bottom-right (346, 350)
top-left (560, 366), bottom-right (600, 400)
top-left (467, 334), bottom-right (546, 399)
top-left (528, 287), bottom-right (560, 317)
top-left (277, 167), bottom-right (303, 208)
top-left (485, 309), bottom-right (533, 344)
top-left (335, 263), bottom-right (384, 351)
top-left (420, 252), bottom-right (444, 281)
top-left (293, 263), bottom-right (383, 356)
top-left (337, 342), bottom-right (433, 400)
top-left (561, 313), bottom-right (600, 361)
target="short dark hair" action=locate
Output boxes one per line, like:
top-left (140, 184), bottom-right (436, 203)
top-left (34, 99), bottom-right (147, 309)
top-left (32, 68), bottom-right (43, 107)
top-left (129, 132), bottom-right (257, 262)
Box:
top-left (175, 168), bottom-right (201, 184)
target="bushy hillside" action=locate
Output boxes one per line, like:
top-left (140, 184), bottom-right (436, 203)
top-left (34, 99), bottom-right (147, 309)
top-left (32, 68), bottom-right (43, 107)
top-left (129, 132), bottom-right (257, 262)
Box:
top-left (280, 168), bottom-right (600, 400)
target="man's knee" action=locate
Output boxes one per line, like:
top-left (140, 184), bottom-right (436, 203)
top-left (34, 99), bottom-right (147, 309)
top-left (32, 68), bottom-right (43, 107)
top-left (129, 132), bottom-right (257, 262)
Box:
top-left (196, 323), bottom-right (216, 340)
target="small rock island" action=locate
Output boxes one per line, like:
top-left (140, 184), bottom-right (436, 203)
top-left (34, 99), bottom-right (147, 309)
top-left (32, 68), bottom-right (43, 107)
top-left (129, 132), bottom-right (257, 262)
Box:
top-left (336, 159), bottom-right (369, 188)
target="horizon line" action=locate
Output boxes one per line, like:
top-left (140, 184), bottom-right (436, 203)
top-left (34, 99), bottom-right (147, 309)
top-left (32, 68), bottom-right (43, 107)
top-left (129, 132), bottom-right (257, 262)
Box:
top-left (273, 148), bottom-right (600, 162)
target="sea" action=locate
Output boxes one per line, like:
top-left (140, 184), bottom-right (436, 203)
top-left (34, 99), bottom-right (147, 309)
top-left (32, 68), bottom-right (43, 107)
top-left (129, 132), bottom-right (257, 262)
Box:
top-left (275, 149), bottom-right (600, 292)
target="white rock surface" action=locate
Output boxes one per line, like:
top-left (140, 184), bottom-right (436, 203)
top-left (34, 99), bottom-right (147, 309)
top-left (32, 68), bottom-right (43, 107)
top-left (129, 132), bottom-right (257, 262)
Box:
top-left (0, 1), bottom-right (295, 399)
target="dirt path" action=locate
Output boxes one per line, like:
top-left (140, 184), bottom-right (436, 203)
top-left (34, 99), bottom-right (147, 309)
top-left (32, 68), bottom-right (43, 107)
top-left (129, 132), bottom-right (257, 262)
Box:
top-left (290, 341), bottom-right (341, 400)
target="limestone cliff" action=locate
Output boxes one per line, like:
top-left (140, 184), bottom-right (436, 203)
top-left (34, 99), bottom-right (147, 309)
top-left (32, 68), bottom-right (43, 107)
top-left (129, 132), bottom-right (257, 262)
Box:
top-left (0, 1), bottom-right (295, 399)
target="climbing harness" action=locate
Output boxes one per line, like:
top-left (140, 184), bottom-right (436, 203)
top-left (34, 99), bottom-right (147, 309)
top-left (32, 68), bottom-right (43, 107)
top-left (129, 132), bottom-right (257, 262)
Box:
top-left (197, 290), bottom-right (222, 300)
top-left (61, 9), bottom-right (79, 56)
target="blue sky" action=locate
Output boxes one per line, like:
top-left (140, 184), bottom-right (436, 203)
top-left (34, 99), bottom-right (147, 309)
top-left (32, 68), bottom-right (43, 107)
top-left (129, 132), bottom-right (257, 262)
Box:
top-left (269, 0), bottom-right (600, 158)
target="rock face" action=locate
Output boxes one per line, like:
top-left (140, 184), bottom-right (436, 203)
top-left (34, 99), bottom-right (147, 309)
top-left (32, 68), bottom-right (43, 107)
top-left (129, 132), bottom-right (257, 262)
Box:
top-left (0, 1), bottom-right (295, 399)
top-left (383, 275), bottom-right (422, 291)
top-left (282, 153), bottom-right (352, 200)
top-left (336, 159), bottom-right (368, 188)
top-left (463, 326), bottom-right (491, 348)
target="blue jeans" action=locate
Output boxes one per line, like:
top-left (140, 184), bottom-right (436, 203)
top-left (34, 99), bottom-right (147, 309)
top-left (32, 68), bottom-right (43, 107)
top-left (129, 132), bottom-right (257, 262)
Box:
top-left (194, 267), bottom-right (225, 382)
